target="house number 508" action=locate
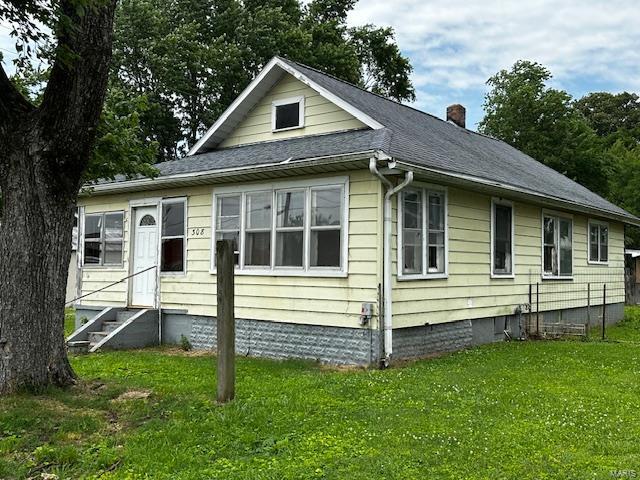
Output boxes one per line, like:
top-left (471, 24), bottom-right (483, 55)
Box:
top-left (191, 228), bottom-right (205, 236)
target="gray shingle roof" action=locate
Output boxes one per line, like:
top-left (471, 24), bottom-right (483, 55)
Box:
top-left (278, 58), bottom-right (633, 219)
top-left (102, 56), bottom-right (636, 221)
top-left (155, 128), bottom-right (388, 176)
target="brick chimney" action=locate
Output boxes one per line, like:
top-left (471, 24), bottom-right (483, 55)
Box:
top-left (446, 104), bottom-right (466, 128)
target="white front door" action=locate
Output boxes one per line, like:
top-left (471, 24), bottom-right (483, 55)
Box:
top-left (131, 206), bottom-right (158, 306)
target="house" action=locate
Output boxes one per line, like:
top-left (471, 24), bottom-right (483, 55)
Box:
top-left (68, 57), bottom-right (639, 364)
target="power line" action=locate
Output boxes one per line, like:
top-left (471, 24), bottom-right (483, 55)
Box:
top-left (0, 46), bottom-right (17, 55)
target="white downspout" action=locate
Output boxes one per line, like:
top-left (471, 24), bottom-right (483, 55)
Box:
top-left (369, 156), bottom-right (413, 366)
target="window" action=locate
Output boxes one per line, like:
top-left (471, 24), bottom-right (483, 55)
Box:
top-left (212, 178), bottom-right (347, 275)
top-left (310, 187), bottom-right (342, 267)
top-left (216, 195), bottom-right (241, 265)
top-left (272, 96), bottom-right (304, 131)
top-left (491, 200), bottom-right (514, 277)
top-left (244, 191), bottom-right (271, 267)
top-left (82, 211), bottom-right (124, 266)
top-left (161, 199), bottom-right (186, 273)
top-left (275, 190), bottom-right (305, 267)
top-left (588, 220), bottom-right (608, 264)
top-left (399, 186), bottom-right (447, 278)
top-left (542, 212), bottom-right (572, 278)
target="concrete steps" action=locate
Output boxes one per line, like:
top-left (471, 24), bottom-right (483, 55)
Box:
top-left (85, 310), bottom-right (138, 350)
top-left (67, 308), bottom-right (158, 353)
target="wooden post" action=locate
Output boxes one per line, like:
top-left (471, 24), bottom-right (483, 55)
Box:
top-left (216, 240), bottom-right (235, 403)
top-left (602, 283), bottom-right (606, 341)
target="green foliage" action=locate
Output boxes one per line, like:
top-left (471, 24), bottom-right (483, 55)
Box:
top-left (479, 61), bottom-right (608, 196)
top-left (111, 0), bottom-right (415, 158)
top-left (84, 87), bottom-right (159, 183)
top-left (9, 67), bottom-right (159, 184)
top-left (179, 334), bottom-right (192, 351)
top-left (575, 92), bottom-right (640, 139)
top-left (1, 323), bottom-right (640, 478)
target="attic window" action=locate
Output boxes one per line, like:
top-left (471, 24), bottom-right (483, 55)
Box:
top-left (272, 96), bottom-right (304, 131)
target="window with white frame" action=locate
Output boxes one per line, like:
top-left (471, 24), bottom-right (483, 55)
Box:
top-left (216, 195), bottom-right (241, 265)
top-left (399, 186), bottom-right (447, 277)
top-left (212, 178), bottom-right (347, 274)
top-left (161, 198), bottom-right (186, 273)
top-left (491, 200), bottom-right (514, 276)
top-left (272, 96), bottom-right (304, 131)
top-left (588, 220), bottom-right (608, 264)
top-left (542, 213), bottom-right (572, 277)
top-left (83, 211), bottom-right (124, 266)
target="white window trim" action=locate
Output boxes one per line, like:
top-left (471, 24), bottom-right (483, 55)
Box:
top-left (160, 197), bottom-right (188, 276)
top-left (541, 209), bottom-right (574, 280)
top-left (210, 176), bottom-right (349, 277)
top-left (587, 219), bottom-right (609, 265)
top-left (490, 198), bottom-right (515, 279)
top-left (397, 183), bottom-right (449, 281)
top-left (81, 210), bottom-right (125, 268)
top-left (271, 95), bottom-right (305, 132)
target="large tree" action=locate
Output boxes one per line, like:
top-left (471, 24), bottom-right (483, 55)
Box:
top-left (111, 0), bottom-right (415, 159)
top-left (479, 61), bottom-right (608, 197)
top-left (0, 0), bottom-right (118, 393)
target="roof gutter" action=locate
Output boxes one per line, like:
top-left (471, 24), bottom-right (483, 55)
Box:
top-left (82, 150), bottom-right (376, 196)
top-left (369, 155), bottom-right (413, 367)
top-left (393, 160), bottom-right (640, 227)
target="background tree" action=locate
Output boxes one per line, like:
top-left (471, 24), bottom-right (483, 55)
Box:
top-left (480, 60), bottom-right (640, 247)
top-left (111, 0), bottom-right (415, 159)
top-left (0, 0), bottom-right (118, 393)
top-left (478, 60), bottom-right (608, 197)
top-left (575, 92), bottom-right (640, 139)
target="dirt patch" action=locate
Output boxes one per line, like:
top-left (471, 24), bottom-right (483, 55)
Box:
top-left (156, 346), bottom-right (214, 357)
top-left (113, 390), bottom-right (152, 402)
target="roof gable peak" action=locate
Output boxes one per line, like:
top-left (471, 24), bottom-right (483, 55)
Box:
top-left (187, 57), bottom-right (384, 156)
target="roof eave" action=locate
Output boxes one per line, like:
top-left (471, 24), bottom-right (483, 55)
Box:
top-left (394, 160), bottom-right (640, 227)
top-left (81, 150), bottom-right (376, 196)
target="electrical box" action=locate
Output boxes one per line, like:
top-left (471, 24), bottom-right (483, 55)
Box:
top-left (359, 302), bottom-right (374, 326)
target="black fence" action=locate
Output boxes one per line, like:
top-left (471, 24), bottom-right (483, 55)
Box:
top-left (525, 267), bottom-right (625, 338)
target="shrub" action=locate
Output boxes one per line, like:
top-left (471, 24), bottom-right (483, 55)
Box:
top-left (180, 334), bottom-right (192, 351)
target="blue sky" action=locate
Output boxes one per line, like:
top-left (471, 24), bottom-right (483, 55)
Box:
top-left (2, 1), bottom-right (639, 131)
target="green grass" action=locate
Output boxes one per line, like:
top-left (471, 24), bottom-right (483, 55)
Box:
top-left (2, 308), bottom-right (640, 479)
top-left (65, 308), bottom-right (76, 338)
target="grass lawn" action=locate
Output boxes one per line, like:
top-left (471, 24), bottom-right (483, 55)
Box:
top-left (2, 310), bottom-right (640, 479)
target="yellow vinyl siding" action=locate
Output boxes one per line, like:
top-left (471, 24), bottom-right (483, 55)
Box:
top-left (219, 73), bottom-right (366, 148)
top-left (78, 171), bottom-right (626, 331)
top-left (77, 171), bottom-right (381, 328)
top-left (391, 186), bottom-right (625, 328)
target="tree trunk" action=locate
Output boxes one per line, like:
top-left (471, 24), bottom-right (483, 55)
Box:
top-left (0, 130), bottom-right (77, 392)
top-left (0, 0), bottom-right (117, 394)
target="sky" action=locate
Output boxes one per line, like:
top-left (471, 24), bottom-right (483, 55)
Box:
top-left (1, 1), bottom-right (639, 131)
top-left (348, 0), bottom-right (640, 129)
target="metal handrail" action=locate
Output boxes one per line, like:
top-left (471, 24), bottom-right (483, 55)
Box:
top-left (65, 265), bottom-right (158, 306)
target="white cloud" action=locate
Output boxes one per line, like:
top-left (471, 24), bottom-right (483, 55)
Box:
top-left (348, 0), bottom-right (640, 127)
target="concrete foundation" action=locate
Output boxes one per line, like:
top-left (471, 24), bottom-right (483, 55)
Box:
top-left (74, 302), bottom-right (626, 365)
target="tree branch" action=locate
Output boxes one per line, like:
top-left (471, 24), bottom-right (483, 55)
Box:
top-left (39, 0), bottom-right (117, 180)
top-left (0, 64), bottom-right (35, 129)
